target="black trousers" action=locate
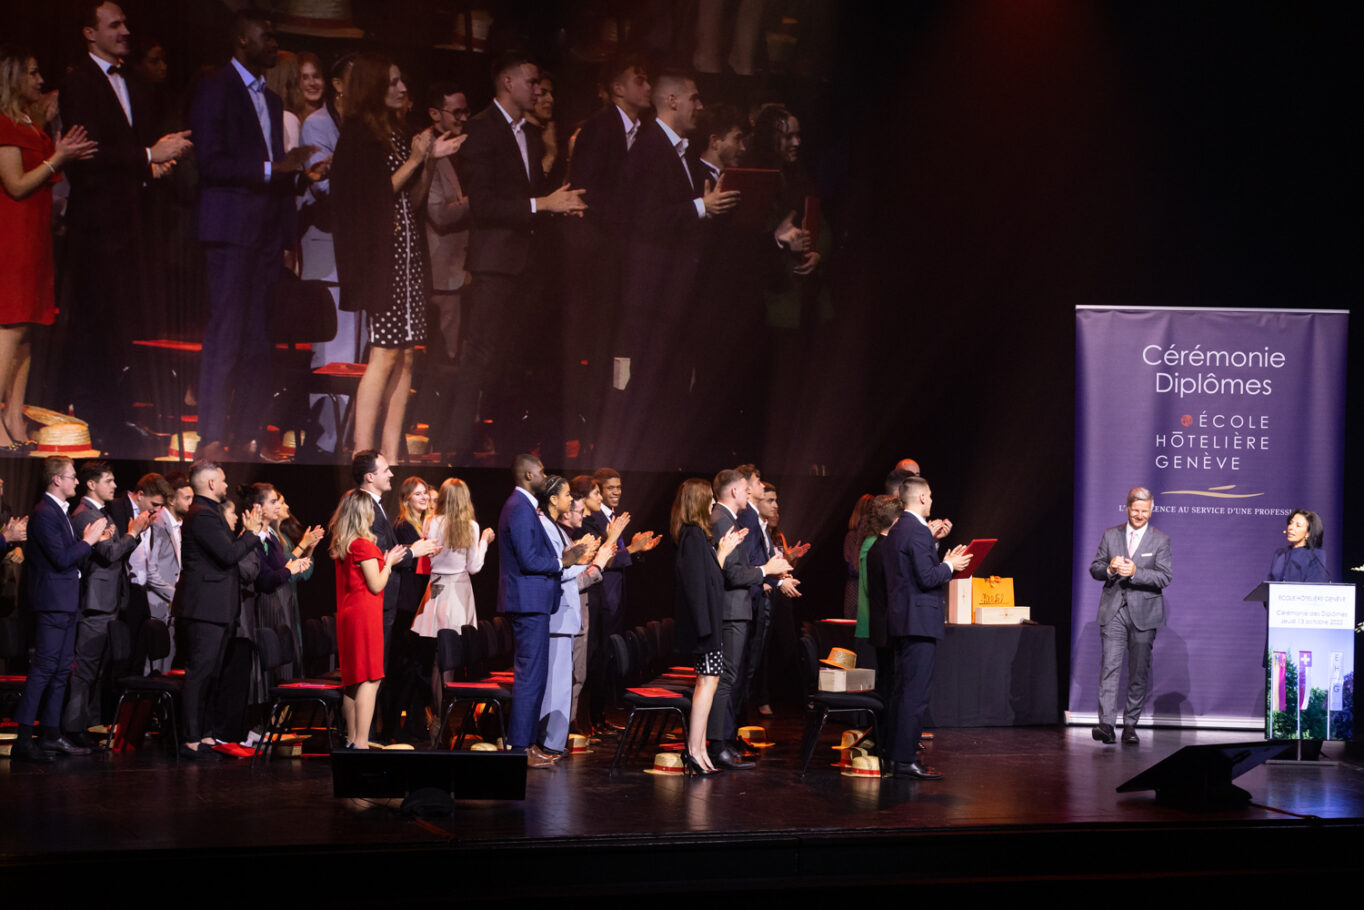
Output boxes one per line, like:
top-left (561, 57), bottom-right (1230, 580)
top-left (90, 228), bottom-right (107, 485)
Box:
top-left (180, 618), bottom-right (232, 742)
top-left (889, 635), bottom-right (936, 763)
top-left (706, 617), bottom-right (750, 743)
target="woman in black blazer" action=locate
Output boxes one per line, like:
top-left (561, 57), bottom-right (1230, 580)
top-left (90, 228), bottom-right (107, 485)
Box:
top-left (670, 478), bottom-right (744, 775)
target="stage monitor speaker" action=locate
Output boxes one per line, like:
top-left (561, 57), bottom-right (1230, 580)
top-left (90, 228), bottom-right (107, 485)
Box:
top-left (1116, 741), bottom-right (1285, 807)
top-left (331, 749), bottom-right (527, 802)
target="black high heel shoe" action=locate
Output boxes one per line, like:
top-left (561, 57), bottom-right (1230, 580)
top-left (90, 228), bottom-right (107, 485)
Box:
top-left (681, 752), bottom-right (722, 776)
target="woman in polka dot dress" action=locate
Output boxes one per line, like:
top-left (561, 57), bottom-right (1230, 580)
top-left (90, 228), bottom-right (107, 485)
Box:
top-left (332, 53), bottom-right (463, 459)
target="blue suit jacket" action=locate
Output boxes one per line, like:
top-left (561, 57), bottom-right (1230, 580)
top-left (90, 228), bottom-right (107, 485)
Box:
top-left (190, 60), bottom-right (295, 250)
top-left (497, 489), bottom-right (561, 615)
top-left (884, 511), bottom-right (954, 640)
top-left (25, 495), bottom-right (92, 615)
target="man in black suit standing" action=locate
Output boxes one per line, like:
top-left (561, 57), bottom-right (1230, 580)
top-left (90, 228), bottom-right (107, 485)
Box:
top-left (560, 58), bottom-right (651, 454)
top-left (442, 51), bottom-right (586, 460)
top-left (190, 7), bottom-right (317, 458)
top-left (883, 475), bottom-right (971, 780)
top-left (598, 70), bottom-right (738, 468)
top-left (10, 459), bottom-right (107, 763)
top-left (61, 462), bottom-right (158, 747)
top-left (60, 1), bottom-right (192, 449)
top-left (175, 461), bottom-right (263, 760)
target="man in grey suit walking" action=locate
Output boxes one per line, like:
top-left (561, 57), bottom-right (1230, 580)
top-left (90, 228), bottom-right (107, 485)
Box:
top-left (1088, 486), bottom-right (1172, 745)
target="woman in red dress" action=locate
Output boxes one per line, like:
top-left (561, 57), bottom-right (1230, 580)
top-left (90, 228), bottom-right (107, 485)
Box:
top-left (0, 47), bottom-right (96, 449)
top-left (328, 489), bottom-right (407, 749)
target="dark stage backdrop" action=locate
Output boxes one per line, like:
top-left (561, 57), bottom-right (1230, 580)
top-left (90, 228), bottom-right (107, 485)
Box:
top-left (9, 2), bottom-right (1359, 715)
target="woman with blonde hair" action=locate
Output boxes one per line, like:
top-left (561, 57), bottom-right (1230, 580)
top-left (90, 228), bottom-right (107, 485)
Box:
top-left (264, 49), bottom-right (303, 151)
top-left (330, 489), bottom-right (407, 748)
top-left (411, 478), bottom-right (495, 727)
top-left (0, 46), bottom-right (95, 449)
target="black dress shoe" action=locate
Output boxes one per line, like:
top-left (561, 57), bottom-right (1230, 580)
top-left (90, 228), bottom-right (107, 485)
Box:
top-left (708, 743), bottom-right (754, 770)
top-left (890, 760), bottom-right (942, 780)
top-left (1121, 726), bottom-right (1139, 745)
top-left (1092, 723), bottom-right (1115, 744)
top-left (13, 740), bottom-right (56, 764)
top-left (64, 731), bottom-right (106, 752)
top-left (41, 735), bottom-right (92, 756)
top-left (178, 743), bottom-right (221, 762)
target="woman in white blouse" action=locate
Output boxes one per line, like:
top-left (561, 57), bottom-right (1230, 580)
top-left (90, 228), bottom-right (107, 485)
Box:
top-left (412, 478), bottom-right (494, 714)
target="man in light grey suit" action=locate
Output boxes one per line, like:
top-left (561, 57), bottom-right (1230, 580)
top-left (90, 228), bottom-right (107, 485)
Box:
top-left (1088, 486), bottom-right (1171, 745)
top-left (144, 472), bottom-right (192, 672)
top-left (423, 82), bottom-right (471, 362)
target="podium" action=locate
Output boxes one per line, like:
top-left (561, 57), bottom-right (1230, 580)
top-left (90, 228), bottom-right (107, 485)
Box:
top-left (1243, 581), bottom-right (1355, 758)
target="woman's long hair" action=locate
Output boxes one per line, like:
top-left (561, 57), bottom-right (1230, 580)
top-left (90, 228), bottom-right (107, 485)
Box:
top-left (329, 489), bottom-right (377, 559)
top-left (343, 51), bottom-right (402, 149)
top-left (397, 476), bottom-right (430, 534)
top-left (264, 50), bottom-right (303, 122)
top-left (1287, 509), bottom-right (1325, 549)
top-left (431, 477), bottom-right (475, 550)
top-left (0, 46), bottom-right (43, 125)
top-left (670, 478), bottom-right (713, 543)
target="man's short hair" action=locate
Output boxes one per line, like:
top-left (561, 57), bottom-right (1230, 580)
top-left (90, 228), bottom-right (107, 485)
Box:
top-left (712, 469), bottom-right (744, 500)
top-left (426, 80), bottom-right (460, 112)
top-left (233, 6), bottom-right (273, 35)
top-left (885, 467), bottom-right (917, 495)
top-left (79, 0), bottom-right (113, 31)
top-left (351, 449), bottom-right (381, 486)
top-left (898, 475), bottom-right (930, 504)
top-left (189, 460), bottom-right (221, 491)
top-left (43, 456), bottom-right (73, 486)
top-left (1126, 487), bottom-right (1153, 508)
top-left (696, 104), bottom-right (747, 146)
top-left (761, 481), bottom-right (776, 494)
top-left (77, 460), bottom-right (113, 492)
top-left (165, 471), bottom-right (191, 492)
top-left (868, 494), bottom-right (903, 534)
top-left (133, 472), bottom-right (173, 501)
top-left (735, 464), bottom-right (760, 482)
top-left (592, 467), bottom-right (620, 488)
top-left (511, 453), bottom-right (542, 480)
top-left (601, 54), bottom-right (648, 91)
top-left (491, 49), bottom-right (533, 86)
top-left (653, 68), bottom-right (694, 98)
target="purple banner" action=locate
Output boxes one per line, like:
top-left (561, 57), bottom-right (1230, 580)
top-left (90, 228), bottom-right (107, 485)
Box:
top-left (1070, 308), bottom-right (1347, 728)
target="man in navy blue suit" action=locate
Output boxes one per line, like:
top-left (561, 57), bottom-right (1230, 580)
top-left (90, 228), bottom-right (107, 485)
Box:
top-left (882, 475), bottom-right (971, 780)
top-left (189, 7), bottom-right (318, 458)
top-left (11, 457), bottom-right (108, 763)
top-left (498, 454), bottom-right (589, 767)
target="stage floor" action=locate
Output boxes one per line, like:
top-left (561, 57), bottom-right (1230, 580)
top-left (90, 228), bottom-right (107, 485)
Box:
top-left (4, 721), bottom-right (1361, 899)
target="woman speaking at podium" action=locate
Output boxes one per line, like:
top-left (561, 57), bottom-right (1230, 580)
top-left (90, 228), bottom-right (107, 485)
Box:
top-left (1268, 510), bottom-right (1329, 583)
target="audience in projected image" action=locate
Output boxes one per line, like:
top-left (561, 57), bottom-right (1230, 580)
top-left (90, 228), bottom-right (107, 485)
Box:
top-left (3, 0), bottom-right (837, 470)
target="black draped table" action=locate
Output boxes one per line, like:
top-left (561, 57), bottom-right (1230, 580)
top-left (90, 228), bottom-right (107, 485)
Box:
top-left (814, 619), bottom-right (1059, 727)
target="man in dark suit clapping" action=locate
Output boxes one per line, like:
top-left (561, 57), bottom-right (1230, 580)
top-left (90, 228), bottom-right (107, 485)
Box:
top-left (883, 475), bottom-right (971, 780)
top-left (11, 458), bottom-right (108, 763)
top-left (175, 461), bottom-right (263, 761)
top-left (442, 51), bottom-right (586, 459)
